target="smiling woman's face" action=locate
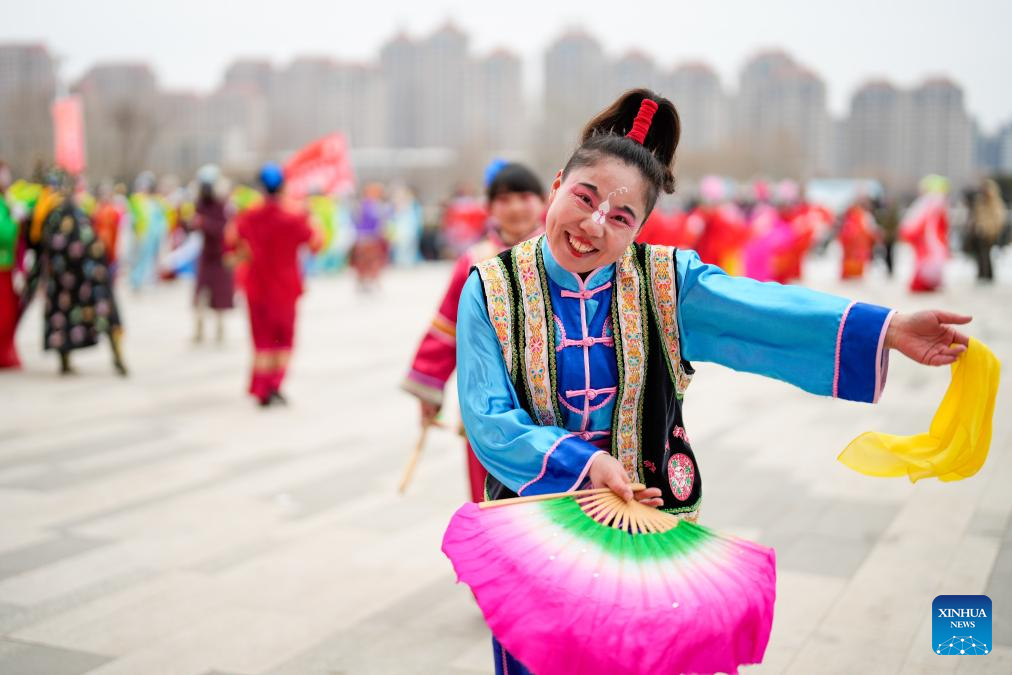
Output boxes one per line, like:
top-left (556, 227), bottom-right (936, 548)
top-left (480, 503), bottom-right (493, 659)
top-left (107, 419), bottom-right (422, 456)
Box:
top-left (545, 158), bottom-right (647, 274)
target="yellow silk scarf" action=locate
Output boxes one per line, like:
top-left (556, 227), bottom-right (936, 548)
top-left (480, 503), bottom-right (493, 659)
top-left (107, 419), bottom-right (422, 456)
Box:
top-left (838, 337), bottom-right (1000, 482)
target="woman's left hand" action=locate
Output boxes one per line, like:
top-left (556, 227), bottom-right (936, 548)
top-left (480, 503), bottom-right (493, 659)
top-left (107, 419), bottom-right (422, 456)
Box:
top-left (886, 310), bottom-right (972, 366)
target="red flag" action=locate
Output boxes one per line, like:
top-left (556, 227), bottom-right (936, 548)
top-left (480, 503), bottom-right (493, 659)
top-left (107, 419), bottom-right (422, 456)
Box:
top-left (283, 133), bottom-right (355, 199)
top-left (52, 96), bottom-right (86, 174)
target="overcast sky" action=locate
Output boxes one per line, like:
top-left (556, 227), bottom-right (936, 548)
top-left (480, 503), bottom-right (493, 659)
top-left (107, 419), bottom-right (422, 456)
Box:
top-left (4, 0), bottom-right (1011, 131)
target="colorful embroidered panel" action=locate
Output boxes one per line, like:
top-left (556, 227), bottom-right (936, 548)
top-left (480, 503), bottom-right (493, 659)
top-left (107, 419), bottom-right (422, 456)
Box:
top-left (611, 246), bottom-right (647, 483)
top-left (476, 256), bottom-right (516, 378)
top-left (512, 237), bottom-right (559, 427)
top-left (646, 245), bottom-right (693, 397)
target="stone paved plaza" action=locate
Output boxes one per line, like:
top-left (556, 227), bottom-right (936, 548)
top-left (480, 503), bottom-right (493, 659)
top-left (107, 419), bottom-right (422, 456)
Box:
top-left (1, 249), bottom-right (1010, 675)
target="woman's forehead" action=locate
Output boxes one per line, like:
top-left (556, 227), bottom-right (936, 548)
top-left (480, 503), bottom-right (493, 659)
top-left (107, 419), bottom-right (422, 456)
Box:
top-left (566, 161), bottom-right (645, 210)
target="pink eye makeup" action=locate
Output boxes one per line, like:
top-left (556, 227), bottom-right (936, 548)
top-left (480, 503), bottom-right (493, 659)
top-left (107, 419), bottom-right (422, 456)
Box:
top-left (567, 181), bottom-right (639, 229)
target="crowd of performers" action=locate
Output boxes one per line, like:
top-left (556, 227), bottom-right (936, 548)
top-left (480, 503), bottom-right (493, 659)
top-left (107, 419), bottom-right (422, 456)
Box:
top-left (632, 172), bottom-right (1008, 289)
top-left (0, 159), bottom-right (426, 403)
top-left (1, 143), bottom-right (1006, 413)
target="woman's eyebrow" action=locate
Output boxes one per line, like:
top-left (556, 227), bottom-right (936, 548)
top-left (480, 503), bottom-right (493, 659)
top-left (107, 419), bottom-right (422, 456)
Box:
top-left (577, 182), bottom-right (599, 195)
top-left (616, 204), bottom-right (638, 220)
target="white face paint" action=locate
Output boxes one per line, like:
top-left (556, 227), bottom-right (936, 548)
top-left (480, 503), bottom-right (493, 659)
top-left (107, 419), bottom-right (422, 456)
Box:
top-left (591, 187), bottom-right (629, 226)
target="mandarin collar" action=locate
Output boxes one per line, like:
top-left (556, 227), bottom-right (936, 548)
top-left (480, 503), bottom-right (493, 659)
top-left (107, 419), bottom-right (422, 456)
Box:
top-left (541, 235), bottom-right (615, 293)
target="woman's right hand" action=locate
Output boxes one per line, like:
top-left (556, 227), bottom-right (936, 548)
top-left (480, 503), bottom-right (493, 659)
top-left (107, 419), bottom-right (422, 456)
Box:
top-left (588, 453), bottom-right (664, 506)
top-left (589, 453), bottom-right (634, 502)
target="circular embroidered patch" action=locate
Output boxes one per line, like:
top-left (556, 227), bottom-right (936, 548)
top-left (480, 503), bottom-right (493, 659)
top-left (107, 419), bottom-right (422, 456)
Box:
top-left (667, 453), bottom-right (695, 501)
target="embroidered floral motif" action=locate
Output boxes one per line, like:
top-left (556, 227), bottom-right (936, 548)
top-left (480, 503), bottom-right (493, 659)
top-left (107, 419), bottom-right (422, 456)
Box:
top-left (643, 460), bottom-right (657, 474)
top-left (671, 425), bottom-right (691, 446)
top-left (514, 237), bottom-right (557, 426)
top-left (667, 453), bottom-right (695, 501)
top-left (476, 256), bottom-right (515, 377)
top-left (647, 245), bottom-right (693, 396)
top-left (612, 246), bottom-right (646, 482)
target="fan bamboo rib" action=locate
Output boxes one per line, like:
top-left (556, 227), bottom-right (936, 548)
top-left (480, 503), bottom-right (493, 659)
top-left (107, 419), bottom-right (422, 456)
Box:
top-left (481, 485), bottom-right (680, 534)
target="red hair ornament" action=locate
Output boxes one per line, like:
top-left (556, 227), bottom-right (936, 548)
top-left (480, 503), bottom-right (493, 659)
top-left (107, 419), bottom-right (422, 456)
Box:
top-left (626, 98), bottom-right (658, 144)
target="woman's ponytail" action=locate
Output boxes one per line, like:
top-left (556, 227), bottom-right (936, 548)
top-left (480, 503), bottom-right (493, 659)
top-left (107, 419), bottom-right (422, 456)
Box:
top-left (564, 88), bottom-right (681, 218)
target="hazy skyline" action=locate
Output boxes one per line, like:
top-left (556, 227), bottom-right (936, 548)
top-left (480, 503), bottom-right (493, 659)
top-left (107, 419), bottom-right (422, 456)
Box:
top-left (3, 0), bottom-right (1012, 131)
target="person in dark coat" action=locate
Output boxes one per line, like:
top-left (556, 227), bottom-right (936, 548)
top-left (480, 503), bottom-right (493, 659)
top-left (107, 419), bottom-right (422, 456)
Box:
top-left (192, 165), bottom-right (235, 343)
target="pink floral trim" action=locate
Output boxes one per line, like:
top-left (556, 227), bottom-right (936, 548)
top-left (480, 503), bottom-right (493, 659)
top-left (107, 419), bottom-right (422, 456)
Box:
top-left (553, 314), bottom-right (567, 350)
top-left (832, 301), bottom-right (856, 398)
top-left (874, 309), bottom-right (897, 403)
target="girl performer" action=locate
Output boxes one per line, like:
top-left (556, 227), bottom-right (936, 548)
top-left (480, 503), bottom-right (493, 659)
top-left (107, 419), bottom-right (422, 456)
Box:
top-left (234, 163), bottom-right (321, 406)
top-left (403, 163), bottom-right (546, 501)
top-left (455, 89), bottom-right (972, 674)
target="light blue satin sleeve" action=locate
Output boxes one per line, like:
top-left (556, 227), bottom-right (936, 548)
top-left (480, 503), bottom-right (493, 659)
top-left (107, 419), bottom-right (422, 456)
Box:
top-left (675, 250), bottom-right (892, 401)
top-left (457, 272), bottom-right (602, 495)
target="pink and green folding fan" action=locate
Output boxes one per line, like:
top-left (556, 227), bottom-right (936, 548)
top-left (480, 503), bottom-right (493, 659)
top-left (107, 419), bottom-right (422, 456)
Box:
top-left (442, 485), bottom-right (777, 675)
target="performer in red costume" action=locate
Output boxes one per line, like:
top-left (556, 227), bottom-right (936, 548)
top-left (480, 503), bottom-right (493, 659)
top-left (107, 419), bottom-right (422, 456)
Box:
top-left (235, 163), bottom-right (322, 407)
top-left (839, 197), bottom-right (880, 280)
top-left (402, 163), bottom-right (545, 501)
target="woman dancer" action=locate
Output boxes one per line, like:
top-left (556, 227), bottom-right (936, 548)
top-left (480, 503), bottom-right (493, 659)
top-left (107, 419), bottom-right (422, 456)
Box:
top-left (456, 89), bottom-right (971, 674)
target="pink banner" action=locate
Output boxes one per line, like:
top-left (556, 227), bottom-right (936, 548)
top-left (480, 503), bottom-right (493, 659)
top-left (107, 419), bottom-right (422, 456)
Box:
top-left (52, 96), bottom-right (86, 174)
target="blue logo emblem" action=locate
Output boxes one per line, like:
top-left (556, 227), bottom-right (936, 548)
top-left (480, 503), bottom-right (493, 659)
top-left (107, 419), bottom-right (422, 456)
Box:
top-left (933, 595), bottom-right (991, 655)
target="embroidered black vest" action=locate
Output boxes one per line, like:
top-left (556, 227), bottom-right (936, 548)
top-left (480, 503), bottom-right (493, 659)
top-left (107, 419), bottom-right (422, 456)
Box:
top-left (473, 237), bottom-right (702, 521)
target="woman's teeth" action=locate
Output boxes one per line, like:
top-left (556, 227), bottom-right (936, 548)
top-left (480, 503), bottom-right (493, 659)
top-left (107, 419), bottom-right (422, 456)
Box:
top-left (568, 234), bottom-right (595, 254)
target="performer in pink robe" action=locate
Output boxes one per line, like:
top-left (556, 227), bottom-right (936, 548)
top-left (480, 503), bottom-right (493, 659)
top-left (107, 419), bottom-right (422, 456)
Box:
top-left (901, 175), bottom-right (950, 293)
